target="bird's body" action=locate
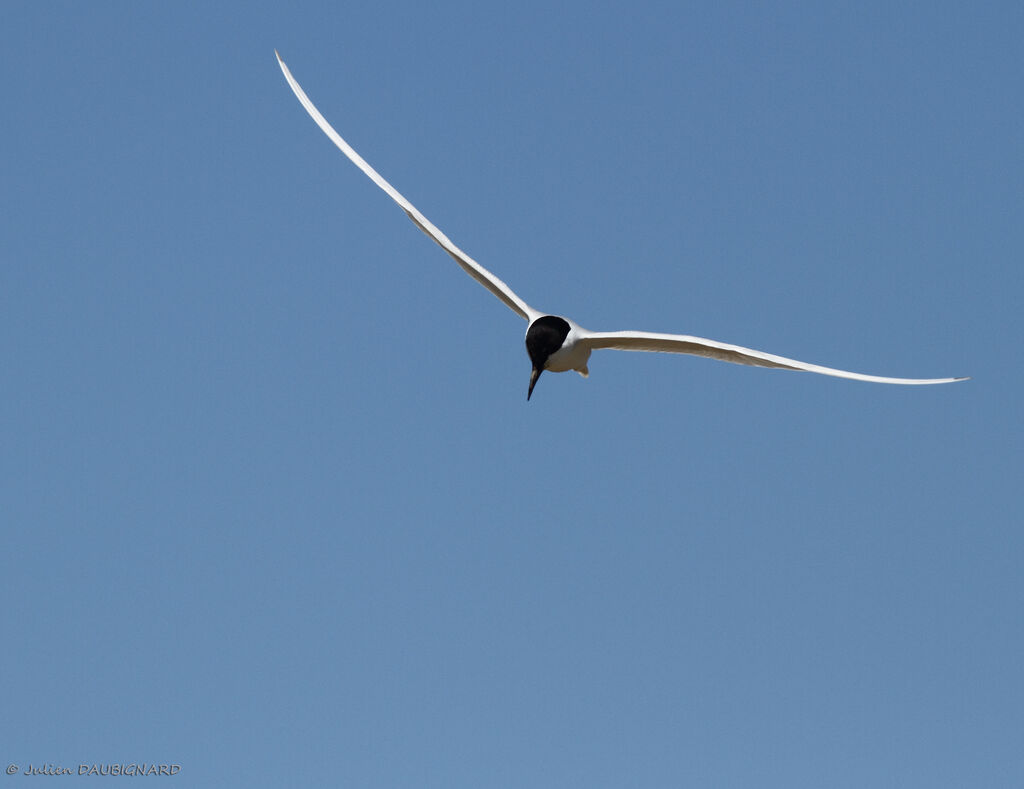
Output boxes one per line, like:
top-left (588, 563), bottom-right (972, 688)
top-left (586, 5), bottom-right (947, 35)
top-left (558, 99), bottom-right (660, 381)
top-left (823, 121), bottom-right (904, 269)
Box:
top-left (275, 51), bottom-right (967, 399)
top-left (542, 333), bottom-right (589, 376)
top-left (524, 316), bottom-right (590, 399)
top-left (528, 316), bottom-right (589, 374)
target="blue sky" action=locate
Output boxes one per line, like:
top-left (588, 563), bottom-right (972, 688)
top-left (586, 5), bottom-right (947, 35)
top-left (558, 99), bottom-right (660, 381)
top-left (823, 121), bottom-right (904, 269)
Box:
top-left (2, 1), bottom-right (1021, 786)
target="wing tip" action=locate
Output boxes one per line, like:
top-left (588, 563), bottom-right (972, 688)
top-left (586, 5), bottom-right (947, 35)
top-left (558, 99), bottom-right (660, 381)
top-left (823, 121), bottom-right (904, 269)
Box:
top-left (909, 375), bottom-right (970, 384)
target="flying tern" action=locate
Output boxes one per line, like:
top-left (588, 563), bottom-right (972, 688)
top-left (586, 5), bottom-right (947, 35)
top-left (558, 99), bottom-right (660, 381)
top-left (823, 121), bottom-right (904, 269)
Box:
top-left (275, 51), bottom-right (967, 400)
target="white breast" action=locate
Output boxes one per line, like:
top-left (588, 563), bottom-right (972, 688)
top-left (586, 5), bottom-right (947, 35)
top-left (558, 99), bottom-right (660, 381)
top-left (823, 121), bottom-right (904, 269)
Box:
top-left (543, 320), bottom-right (592, 374)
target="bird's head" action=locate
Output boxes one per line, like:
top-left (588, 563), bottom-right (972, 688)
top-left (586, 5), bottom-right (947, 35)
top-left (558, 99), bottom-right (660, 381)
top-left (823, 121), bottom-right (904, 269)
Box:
top-left (525, 316), bottom-right (571, 401)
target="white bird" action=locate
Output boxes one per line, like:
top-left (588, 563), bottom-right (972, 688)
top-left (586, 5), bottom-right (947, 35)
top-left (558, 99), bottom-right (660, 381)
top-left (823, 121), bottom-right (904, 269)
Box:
top-left (275, 51), bottom-right (968, 400)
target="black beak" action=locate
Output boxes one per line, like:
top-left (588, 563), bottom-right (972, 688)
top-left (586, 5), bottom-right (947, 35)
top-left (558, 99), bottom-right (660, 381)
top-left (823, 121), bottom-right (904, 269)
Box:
top-left (527, 367), bottom-right (542, 400)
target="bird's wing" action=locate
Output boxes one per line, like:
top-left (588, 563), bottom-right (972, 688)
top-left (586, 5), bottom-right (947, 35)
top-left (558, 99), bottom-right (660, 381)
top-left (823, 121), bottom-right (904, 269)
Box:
top-left (579, 330), bottom-right (968, 384)
top-left (276, 51), bottom-right (537, 321)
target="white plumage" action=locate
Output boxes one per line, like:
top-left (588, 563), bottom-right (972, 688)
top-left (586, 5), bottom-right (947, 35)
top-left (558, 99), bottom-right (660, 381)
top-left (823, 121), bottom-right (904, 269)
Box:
top-left (276, 51), bottom-right (967, 399)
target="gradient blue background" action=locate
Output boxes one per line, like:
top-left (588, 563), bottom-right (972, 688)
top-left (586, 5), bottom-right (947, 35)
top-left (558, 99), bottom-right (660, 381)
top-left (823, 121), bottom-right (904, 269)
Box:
top-left (3, 1), bottom-right (1020, 786)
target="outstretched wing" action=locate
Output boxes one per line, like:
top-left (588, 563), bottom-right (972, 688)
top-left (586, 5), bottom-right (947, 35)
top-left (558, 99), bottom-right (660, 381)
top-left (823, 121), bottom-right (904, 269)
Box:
top-left (580, 330), bottom-right (968, 384)
top-left (276, 51), bottom-right (537, 321)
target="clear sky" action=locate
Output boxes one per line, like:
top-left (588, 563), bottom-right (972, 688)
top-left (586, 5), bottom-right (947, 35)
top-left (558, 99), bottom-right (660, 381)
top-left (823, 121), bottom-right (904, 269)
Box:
top-left (3, 1), bottom-right (1021, 786)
